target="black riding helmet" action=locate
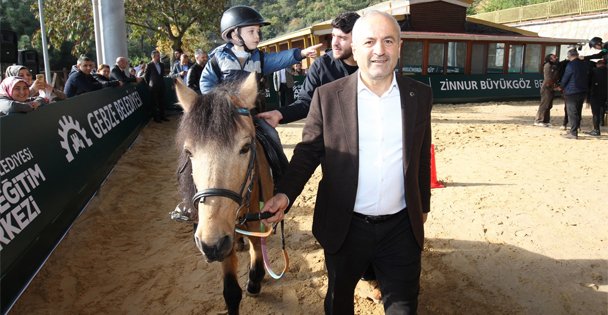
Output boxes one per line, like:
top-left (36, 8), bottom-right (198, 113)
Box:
top-left (220, 6), bottom-right (270, 42)
top-left (589, 37), bottom-right (603, 48)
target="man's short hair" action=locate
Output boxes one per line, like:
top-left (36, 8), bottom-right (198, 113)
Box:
top-left (567, 49), bottom-right (579, 58)
top-left (77, 55), bottom-right (92, 65)
top-left (331, 12), bottom-right (360, 34)
top-left (174, 48), bottom-right (183, 54)
top-left (151, 50), bottom-right (160, 56)
top-left (194, 49), bottom-right (207, 57)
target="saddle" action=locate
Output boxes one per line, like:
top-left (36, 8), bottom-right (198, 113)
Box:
top-left (254, 119), bottom-right (289, 191)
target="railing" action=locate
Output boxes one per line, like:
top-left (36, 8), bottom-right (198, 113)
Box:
top-left (470, 0), bottom-right (608, 24)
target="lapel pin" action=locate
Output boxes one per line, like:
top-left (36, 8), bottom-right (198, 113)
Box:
top-left (409, 92), bottom-right (415, 96)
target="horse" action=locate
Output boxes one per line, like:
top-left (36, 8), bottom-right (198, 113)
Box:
top-left (174, 73), bottom-right (275, 314)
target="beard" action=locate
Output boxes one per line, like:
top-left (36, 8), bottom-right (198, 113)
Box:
top-left (334, 47), bottom-right (353, 60)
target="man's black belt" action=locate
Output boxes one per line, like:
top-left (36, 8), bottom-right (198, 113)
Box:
top-left (352, 209), bottom-right (405, 224)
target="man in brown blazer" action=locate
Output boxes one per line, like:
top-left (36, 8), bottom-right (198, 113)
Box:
top-left (263, 11), bottom-right (432, 315)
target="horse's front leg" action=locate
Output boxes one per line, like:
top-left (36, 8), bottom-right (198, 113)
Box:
top-left (245, 235), bottom-right (265, 296)
top-left (221, 250), bottom-right (242, 315)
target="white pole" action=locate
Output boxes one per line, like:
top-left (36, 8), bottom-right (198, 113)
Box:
top-left (37, 0), bottom-right (52, 83)
top-left (91, 0), bottom-right (104, 64)
top-left (99, 0), bottom-right (128, 66)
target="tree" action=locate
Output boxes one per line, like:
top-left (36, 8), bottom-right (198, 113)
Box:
top-left (0, 0), bottom-right (37, 35)
top-left (31, 0), bottom-right (96, 57)
top-left (30, 0), bottom-right (226, 59)
top-left (124, 0), bottom-right (226, 59)
top-left (475, 0), bottom-right (552, 13)
top-left (0, 0), bottom-right (38, 49)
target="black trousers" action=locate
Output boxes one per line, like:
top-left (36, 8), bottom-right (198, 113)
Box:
top-left (565, 93), bottom-right (585, 136)
top-left (590, 97), bottom-right (607, 130)
top-left (279, 83), bottom-right (294, 108)
top-left (151, 88), bottom-right (166, 119)
top-left (324, 210), bottom-right (421, 315)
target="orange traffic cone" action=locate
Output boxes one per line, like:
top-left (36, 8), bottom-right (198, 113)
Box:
top-left (430, 144), bottom-right (444, 189)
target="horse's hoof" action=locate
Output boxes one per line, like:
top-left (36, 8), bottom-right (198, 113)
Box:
top-left (245, 280), bottom-right (261, 296)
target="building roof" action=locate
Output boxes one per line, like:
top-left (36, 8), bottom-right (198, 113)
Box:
top-left (258, 0), bottom-right (577, 48)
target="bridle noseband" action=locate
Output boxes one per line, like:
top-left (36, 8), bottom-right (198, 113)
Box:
top-left (190, 108), bottom-right (257, 224)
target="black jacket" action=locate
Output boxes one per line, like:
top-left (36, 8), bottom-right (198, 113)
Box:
top-left (187, 63), bottom-right (204, 93)
top-left (93, 74), bottom-right (121, 88)
top-left (110, 65), bottom-right (136, 83)
top-left (64, 71), bottom-right (103, 97)
top-left (277, 51), bottom-right (357, 124)
top-left (144, 61), bottom-right (166, 91)
top-left (589, 66), bottom-right (607, 102)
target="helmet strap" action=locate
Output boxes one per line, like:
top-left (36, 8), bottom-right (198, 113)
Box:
top-left (235, 28), bottom-right (254, 53)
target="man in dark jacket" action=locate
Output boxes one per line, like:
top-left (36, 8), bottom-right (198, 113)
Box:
top-left (587, 59), bottom-right (607, 136)
top-left (186, 49), bottom-right (208, 93)
top-left (64, 56), bottom-right (103, 98)
top-left (143, 50), bottom-right (168, 122)
top-left (111, 57), bottom-right (142, 84)
top-left (257, 12), bottom-right (360, 127)
top-left (561, 49), bottom-right (590, 139)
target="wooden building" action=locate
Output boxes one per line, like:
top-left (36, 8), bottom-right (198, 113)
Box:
top-left (259, 0), bottom-right (585, 103)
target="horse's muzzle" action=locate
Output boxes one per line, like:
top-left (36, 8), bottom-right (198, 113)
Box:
top-left (194, 234), bottom-right (232, 262)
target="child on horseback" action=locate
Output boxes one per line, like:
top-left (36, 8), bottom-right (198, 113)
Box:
top-left (171, 5), bottom-right (320, 222)
top-left (199, 5), bottom-right (320, 95)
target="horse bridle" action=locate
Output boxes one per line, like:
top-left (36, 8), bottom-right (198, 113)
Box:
top-left (190, 108), bottom-right (257, 224)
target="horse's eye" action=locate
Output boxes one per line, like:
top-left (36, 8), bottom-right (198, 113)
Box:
top-left (239, 143), bottom-right (251, 155)
top-left (184, 148), bottom-right (192, 157)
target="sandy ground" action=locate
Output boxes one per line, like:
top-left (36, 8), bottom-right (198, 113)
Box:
top-left (10, 99), bottom-right (608, 315)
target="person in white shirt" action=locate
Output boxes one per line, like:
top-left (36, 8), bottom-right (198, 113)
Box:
top-left (262, 11), bottom-right (433, 314)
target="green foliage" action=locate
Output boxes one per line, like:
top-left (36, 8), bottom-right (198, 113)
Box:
top-left (124, 0), bottom-right (226, 61)
top-left (0, 0), bottom-right (38, 35)
top-left (475, 0), bottom-right (553, 13)
top-left (25, 0), bottom-right (226, 62)
top-left (229, 0), bottom-right (388, 39)
top-left (31, 0), bottom-right (96, 57)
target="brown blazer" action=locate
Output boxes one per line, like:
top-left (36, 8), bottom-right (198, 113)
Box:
top-left (278, 72), bottom-right (433, 253)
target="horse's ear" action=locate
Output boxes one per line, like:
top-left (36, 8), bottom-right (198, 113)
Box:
top-left (238, 72), bottom-right (258, 109)
top-left (174, 79), bottom-right (198, 113)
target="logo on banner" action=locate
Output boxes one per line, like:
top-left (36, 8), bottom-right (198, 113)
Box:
top-left (58, 115), bottom-right (93, 162)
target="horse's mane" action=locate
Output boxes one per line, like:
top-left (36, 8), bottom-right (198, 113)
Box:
top-left (175, 82), bottom-right (245, 210)
top-left (177, 84), bottom-right (243, 149)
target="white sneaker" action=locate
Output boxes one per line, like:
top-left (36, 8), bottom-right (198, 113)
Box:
top-left (533, 122), bottom-right (545, 127)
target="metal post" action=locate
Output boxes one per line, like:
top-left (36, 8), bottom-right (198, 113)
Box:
top-left (92, 0), bottom-right (104, 64)
top-left (37, 0), bottom-right (52, 83)
top-left (99, 0), bottom-right (128, 67)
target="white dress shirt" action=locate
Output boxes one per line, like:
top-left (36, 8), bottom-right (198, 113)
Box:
top-left (353, 72), bottom-right (406, 216)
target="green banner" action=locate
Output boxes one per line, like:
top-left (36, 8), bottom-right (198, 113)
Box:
top-left (409, 73), bottom-right (544, 103)
top-left (267, 73), bottom-right (543, 106)
top-left (0, 83), bottom-right (151, 313)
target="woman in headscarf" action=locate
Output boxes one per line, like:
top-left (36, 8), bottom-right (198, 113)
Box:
top-left (0, 76), bottom-right (48, 116)
top-left (4, 65), bottom-right (66, 101)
